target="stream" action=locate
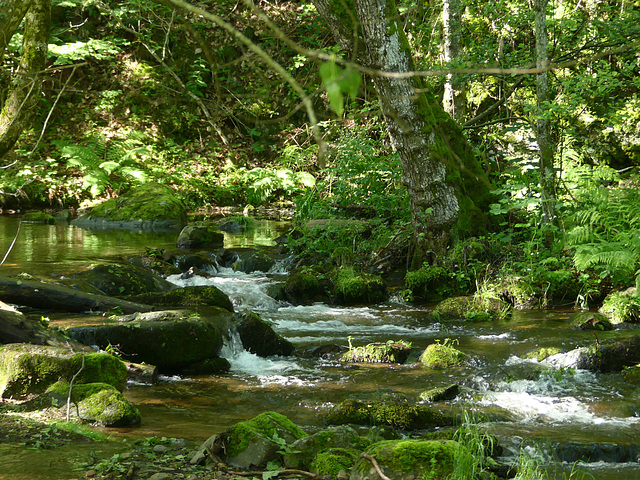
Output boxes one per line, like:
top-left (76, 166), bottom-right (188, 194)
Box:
top-left (1, 216), bottom-right (640, 479)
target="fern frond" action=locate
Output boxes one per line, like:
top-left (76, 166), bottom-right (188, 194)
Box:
top-left (573, 243), bottom-right (637, 271)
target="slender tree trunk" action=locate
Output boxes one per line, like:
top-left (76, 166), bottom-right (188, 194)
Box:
top-left (443, 0), bottom-right (466, 123)
top-left (532, 0), bottom-right (556, 224)
top-left (313, 0), bottom-right (492, 263)
top-left (0, 0), bottom-right (51, 160)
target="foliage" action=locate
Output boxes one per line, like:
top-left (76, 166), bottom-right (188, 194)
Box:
top-left (566, 185), bottom-right (640, 290)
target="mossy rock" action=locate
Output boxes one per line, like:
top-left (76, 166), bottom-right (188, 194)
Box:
top-left (180, 357), bottom-right (231, 375)
top-left (576, 335), bottom-right (640, 373)
top-left (350, 439), bottom-right (466, 480)
top-left (64, 309), bottom-right (230, 372)
top-left (73, 182), bottom-right (187, 232)
top-left (176, 225), bottom-right (224, 249)
top-left (599, 289), bottom-right (640, 324)
top-left (22, 211), bottom-right (55, 224)
top-left (235, 311), bottom-right (295, 357)
top-left (341, 340), bottom-right (412, 364)
top-left (282, 270), bottom-right (329, 305)
top-left (405, 266), bottom-right (456, 303)
top-left (333, 267), bottom-right (388, 305)
top-left (220, 412), bottom-right (308, 469)
top-left (125, 285), bottom-right (234, 312)
top-left (622, 364), bottom-right (640, 383)
top-left (420, 342), bottom-right (467, 368)
top-left (72, 263), bottom-right (176, 297)
top-left (524, 347), bottom-right (563, 362)
top-left (310, 447), bottom-right (361, 477)
top-left (570, 312), bottom-right (614, 331)
top-left (323, 399), bottom-right (457, 430)
top-left (418, 384), bottom-right (460, 403)
top-left (76, 385), bottom-right (141, 427)
top-left (232, 250), bottom-right (276, 273)
top-left (284, 425), bottom-right (369, 470)
top-left (434, 295), bottom-right (511, 322)
top-left (0, 344), bottom-right (127, 399)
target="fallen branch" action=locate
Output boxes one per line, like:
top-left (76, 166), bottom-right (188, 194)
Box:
top-left (362, 453), bottom-right (392, 480)
top-left (227, 468), bottom-right (319, 479)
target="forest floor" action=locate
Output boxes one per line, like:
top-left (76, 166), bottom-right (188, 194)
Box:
top-left (0, 412), bottom-right (317, 480)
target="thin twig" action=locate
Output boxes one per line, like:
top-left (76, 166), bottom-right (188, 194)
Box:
top-left (362, 453), bottom-right (392, 480)
top-left (30, 65), bottom-right (78, 154)
top-left (0, 220), bottom-right (21, 266)
top-left (66, 349), bottom-right (85, 422)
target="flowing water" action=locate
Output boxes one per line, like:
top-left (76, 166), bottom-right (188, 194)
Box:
top-left (1, 216), bottom-right (640, 479)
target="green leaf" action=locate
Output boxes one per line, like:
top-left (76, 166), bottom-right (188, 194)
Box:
top-left (325, 82), bottom-right (344, 116)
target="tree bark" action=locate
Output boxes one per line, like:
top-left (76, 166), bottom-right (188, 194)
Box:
top-left (0, 0), bottom-right (51, 160)
top-left (532, 0), bottom-right (556, 225)
top-left (442, 0), bottom-right (466, 123)
top-left (313, 0), bottom-right (492, 262)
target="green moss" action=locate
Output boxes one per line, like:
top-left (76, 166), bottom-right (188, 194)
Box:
top-left (600, 290), bottom-right (640, 324)
top-left (623, 364), bottom-right (640, 383)
top-left (435, 295), bottom-right (511, 322)
top-left (524, 347), bottom-right (562, 362)
top-left (310, 448), bottom-right (360, 476)
top-left (420, 341), bottom-right (466, 368)
top-left (333, 266), bottom-right (387, 305)
top-left (324, 399), bottom-right (456, 430)
top-left (127, 285), bottom-right (234, 312)
top-left (88, 182), bottom-right (187, 223)
top-left (22, 211), bottom-right (55, 223)
top-left (570, 312), bottom-right (613, 331)
top-left (77, 388), bottom-right (141, 427)
top-left (0, 345), bottom-right (127, 398)
top-left (405, 266), bottom-right (454, 303)
top-left (360, 439), bottom-right (461, 480)
top-left (341, 340), bottom-right (412, 364)
top-left (225, 412), bottom-right (308, 458)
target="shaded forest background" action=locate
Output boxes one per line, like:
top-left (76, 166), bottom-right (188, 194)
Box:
top-left (1, 0), bottom-right (640, 305)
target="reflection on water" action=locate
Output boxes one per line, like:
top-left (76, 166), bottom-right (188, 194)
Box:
top-left (3, 215), bottom-right (640, 479)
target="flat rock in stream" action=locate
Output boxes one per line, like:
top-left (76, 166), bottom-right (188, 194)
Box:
top-left (64, 309), bottom-right (231, 372)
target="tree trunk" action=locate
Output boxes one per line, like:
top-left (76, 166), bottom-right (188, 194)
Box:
top-left (442, 0), bottom-right (466, 123)
top-left (313, 0), bottom-right (492, 263)
top-left (532, 0), bottom-right (556, 225)
top-left (0, 0), bottom-right (51, 160)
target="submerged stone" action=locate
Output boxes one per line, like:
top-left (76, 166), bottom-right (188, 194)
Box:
top-left (324, 399), bottom-right (457, 430)
top-left (570, 312), bottom-right (614, 331)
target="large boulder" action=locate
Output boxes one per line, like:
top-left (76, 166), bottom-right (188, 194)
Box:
top-left (191, 412), bottom-right (308, 470)
top-left (235, 312), bottom-right (295, 357)
top-left (72, 182), bottom-right (187, 232)
top-left (176, 225), bottom-right (224, 249)
top-left (64, 309), bottom-right (231, 372)
top-left (71, 263), bottom-right (176, 297)
top-left (0, 344), bottom-right (127, 399)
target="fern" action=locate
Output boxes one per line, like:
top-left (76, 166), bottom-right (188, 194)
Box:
top-left (567, 187), bottom-right (640, 287)
top-left (54, 134), bottom-right (150, 197)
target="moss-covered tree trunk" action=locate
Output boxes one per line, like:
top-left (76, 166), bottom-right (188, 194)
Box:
top-left (0, 0), bottom-right (50, 160)
top-left (313, 0), bottom-right (492, 263)
top-left (443, 0), bottom-right (466, 123)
